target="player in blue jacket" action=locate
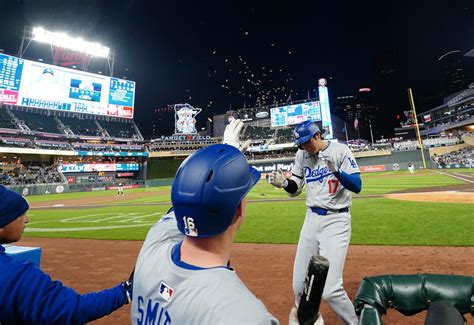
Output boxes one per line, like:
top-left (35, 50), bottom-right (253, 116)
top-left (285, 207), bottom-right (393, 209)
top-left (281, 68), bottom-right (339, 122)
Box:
top-left (0, 185), bottom-right (133, 324)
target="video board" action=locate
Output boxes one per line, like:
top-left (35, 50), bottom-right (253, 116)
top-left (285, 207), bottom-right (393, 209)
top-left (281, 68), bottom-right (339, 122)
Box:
top-left (57, 163), bottom-right (139, 173)
top-left (270, 101), bottom-right (321, 127)
top-left (0, 53), bottom-right (135, 118)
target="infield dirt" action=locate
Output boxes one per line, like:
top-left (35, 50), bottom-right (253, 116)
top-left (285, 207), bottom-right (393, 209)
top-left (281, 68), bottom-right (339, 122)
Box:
top-left (17, 237), bottom-right (474, 325)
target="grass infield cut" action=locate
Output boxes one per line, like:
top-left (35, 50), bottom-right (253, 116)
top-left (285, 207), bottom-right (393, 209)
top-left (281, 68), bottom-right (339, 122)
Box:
top-left (25, 197), bottom-right (473, 246)
top-left (23, 170), bottom-right (471, 245)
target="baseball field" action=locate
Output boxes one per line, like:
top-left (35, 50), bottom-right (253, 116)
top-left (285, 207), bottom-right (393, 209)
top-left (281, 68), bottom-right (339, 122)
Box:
top-left (19, 169), bottom-right (474, 324)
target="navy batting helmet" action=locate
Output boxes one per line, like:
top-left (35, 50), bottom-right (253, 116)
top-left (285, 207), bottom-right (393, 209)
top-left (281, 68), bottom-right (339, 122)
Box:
top-left (172, 144), bottom-right (261, 238)
top-left (294, 120), bottom-right (322, 145)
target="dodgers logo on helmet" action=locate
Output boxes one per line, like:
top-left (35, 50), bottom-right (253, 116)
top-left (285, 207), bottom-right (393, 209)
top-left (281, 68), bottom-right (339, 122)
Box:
top-left (294, 120), bottom-right (321, 145)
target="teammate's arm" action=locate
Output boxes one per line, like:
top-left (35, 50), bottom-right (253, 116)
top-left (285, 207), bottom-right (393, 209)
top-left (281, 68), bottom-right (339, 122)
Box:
top-left (11, 263), bottom-right (130, 324)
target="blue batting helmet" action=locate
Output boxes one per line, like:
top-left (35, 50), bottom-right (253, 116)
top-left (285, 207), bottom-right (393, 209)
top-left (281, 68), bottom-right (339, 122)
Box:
top-left (294, 120), bottom-right (322, 145)
top-left (171, 144), bottom-right (261, 238)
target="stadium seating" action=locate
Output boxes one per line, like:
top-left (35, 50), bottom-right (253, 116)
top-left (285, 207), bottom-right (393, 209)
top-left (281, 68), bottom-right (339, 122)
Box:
top-left (0, 162), bottom-right (63, 185)
top-left (59, 116), bottom-right (100, 136)
top-left (97, 119), bottom-right (138, 139)
top-left (0, 109), bottom-right (16, 129)
top-left (431, 147), bottom-right (474, 166)
top-left (11, 110), bottom-right (61, 134)
top-left (242, 125), bottom-right (276, 141)
top-left (275, 128), bottom-right (294, 143)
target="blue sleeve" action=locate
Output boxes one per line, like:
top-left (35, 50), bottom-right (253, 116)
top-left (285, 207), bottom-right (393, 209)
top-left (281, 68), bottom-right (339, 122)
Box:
top-left (333, 170), bottom-right (362, 194)
top-left (2, 259), bottom-right (127, 324)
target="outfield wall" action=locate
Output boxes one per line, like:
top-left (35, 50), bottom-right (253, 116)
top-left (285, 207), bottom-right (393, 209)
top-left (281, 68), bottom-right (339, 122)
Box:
top-left (146, 157), bottom-right (185, 179)
top-left (247, 149), bottom-right (435, 174)
top-left (6, 181), bottom-right (145, 196)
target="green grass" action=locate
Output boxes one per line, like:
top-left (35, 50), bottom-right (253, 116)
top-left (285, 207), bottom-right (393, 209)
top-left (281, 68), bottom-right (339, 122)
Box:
top-left (25, 170), bottom-right (465, 205)
top-left (357, 170), bottom-right (464, 195)
top-left (22, 169), bottom-right (473, 246)
top-left (25, 197), bottom-right (474, 246)
top-left (26, 186), bottom-right (170, 203)
top-left (25, 205), bottom-right (169, 240)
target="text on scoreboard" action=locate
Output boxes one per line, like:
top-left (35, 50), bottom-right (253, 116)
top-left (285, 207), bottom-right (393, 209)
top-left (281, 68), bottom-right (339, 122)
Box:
top-left (270, 101), bottom-right (321, 127)
top-left (0, 53), bottom-right (135, 118)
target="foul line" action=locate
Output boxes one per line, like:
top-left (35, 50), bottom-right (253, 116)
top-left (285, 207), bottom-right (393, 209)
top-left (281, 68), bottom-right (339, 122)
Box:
top-left (431, 170), bottom-right (474, 184)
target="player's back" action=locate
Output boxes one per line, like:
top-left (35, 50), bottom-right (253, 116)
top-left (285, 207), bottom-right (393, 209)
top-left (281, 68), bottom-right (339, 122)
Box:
top-left (132, 215), bottom-right (279, 325)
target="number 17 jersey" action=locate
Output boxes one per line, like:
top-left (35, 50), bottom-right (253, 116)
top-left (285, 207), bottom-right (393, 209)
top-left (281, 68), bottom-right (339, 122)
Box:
top-left (291, 141), bottom-right (360, 210)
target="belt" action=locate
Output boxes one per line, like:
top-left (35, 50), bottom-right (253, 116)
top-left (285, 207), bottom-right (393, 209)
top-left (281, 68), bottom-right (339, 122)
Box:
top-left (310, 207), bottom-right (349, 215)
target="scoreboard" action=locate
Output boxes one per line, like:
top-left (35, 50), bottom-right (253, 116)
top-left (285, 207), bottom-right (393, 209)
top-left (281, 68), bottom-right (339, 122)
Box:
top-left (270, 101), bottom-right (321, 127)
top-left (0, 53), bottom-right (135, 118)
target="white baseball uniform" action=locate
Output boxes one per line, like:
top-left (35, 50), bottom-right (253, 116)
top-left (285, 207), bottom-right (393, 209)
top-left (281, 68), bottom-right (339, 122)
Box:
top-left (131, 212), bottom-right (279, 325)
top-left (289, 141), bottom-right (360, 325)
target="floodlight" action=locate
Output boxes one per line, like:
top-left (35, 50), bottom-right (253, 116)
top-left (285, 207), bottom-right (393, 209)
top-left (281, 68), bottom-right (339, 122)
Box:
top-left (32, 26), bottom-right (110, 58)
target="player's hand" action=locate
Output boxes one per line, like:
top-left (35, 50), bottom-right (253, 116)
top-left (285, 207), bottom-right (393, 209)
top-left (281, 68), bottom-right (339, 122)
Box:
top-left (268, 169), bottom-right (288, 188)
top-left (223, 119), bottom-right (245, 150)
top-left (121, 268), bottom-right (134, 304)
top-left (319, 154), bottom-right (338, 173)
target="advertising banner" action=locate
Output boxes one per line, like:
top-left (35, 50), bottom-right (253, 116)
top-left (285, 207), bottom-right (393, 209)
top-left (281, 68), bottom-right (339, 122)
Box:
top-left (359, 165), bottom-right (386, 173)
top-left (57, 163), bottom-right (140, 173)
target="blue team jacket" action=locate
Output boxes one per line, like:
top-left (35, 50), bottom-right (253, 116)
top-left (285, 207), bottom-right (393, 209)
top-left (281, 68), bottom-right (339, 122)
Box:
top-left (0, 245), bottom-right (128, 324)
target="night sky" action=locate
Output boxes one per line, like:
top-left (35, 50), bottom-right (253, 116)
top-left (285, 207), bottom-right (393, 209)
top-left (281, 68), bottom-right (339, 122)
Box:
top-left (1, 0), bottom-right (473, 137)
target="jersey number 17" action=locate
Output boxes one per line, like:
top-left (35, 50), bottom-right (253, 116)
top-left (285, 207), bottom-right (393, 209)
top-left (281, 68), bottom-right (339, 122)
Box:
top-left (328, 179), bottom-right (339, 194)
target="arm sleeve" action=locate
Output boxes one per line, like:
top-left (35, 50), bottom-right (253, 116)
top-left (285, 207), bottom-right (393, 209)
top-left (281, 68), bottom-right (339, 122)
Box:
top-left (333, 170), bottom-right (362, 194)
top-left (13, 262), bottom-right (127, 324)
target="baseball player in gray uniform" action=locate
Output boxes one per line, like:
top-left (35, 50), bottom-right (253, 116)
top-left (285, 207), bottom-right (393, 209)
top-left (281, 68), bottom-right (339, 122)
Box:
top-left (269, 121), bottom-right (362, 325)
top-left (131, 143), bottom-right (278, 325)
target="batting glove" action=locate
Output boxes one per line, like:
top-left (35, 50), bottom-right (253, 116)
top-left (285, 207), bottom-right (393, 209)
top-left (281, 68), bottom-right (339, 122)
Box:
top-left (268, 169), bottom-right (288, 188)
top-left (319, 154), bottom-right (338, 173)
top-left (223, 119), bottom-right (246, 151)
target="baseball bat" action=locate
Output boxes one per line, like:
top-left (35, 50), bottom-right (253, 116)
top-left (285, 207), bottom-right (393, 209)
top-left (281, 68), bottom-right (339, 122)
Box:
top-left (298, 255), bottom-right (330, 325)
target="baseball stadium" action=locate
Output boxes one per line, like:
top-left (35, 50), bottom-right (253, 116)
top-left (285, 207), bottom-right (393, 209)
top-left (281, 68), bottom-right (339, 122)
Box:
top-left (1, 13), bottom-right (474, 325)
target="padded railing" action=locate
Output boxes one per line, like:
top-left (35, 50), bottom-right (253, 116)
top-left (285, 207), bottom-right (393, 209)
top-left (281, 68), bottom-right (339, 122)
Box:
top-left (354, 274), bottom-right (474, 324)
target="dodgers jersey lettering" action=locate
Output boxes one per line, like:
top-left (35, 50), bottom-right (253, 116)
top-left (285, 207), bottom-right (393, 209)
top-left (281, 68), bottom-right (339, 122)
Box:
top-left (131, 212), bottom-right (278, 325)
top-left (290, 141), bottom-right (360, 209)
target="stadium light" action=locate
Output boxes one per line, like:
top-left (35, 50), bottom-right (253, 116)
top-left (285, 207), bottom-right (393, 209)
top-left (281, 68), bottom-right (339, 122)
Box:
top-left (32, 27), bottom-right (110, 58)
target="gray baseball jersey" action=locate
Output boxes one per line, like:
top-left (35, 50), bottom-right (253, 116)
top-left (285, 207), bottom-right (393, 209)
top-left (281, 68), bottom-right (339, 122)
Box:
top-left (290, 141), bottom-right (360, 209)
top-left (131, 212), bottom-right (279, 325)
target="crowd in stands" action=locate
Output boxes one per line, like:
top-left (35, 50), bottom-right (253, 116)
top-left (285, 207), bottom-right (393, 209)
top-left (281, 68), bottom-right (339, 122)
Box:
top-left (1, 162), bottom-right (63, 185)
top-left (431, 147), bottom-right (474, 167)
top-left (242, 125), bottom-right (276, 142)
top-left (245, 149), bottom-right (297, 160)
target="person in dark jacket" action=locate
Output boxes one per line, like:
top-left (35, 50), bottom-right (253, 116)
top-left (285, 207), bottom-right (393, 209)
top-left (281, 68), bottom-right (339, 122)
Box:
top-left (0, 185), bottom-right (133, 324)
